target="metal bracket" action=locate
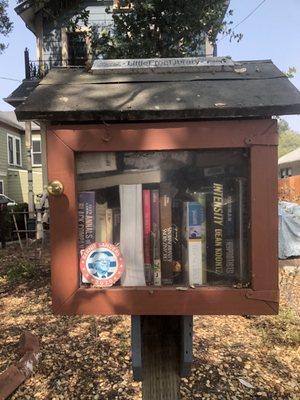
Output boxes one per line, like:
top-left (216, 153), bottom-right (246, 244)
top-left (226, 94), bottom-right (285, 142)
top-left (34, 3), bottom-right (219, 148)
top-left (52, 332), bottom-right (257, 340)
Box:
top-left (131, 316), bottom-right (142, 382)
top-left (245, 290), bottom-right (279, 303)
top-left (131, 315), bottom-right (194, 382)
top-left (180, 316), bottom-right (193, 378)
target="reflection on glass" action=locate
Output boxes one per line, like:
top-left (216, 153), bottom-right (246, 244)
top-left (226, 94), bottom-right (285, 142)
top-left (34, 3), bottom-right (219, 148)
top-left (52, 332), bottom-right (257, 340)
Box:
top-left (76, 150), bottom-right (250, 288)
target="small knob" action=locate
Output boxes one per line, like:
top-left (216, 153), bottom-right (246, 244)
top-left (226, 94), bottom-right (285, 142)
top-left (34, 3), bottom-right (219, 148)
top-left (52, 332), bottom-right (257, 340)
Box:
top-left (47, 180), bottom-right (64, 196)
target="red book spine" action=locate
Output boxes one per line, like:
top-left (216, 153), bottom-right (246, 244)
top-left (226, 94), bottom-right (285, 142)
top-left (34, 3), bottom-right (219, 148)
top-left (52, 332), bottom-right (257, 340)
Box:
top-left (143, 189), bottom-right (152, 284)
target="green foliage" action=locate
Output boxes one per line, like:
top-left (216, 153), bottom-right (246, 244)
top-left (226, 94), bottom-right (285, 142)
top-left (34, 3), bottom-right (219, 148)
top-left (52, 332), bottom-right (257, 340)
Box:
top-left (1, 203), bottom-right (29, 242)
top-left (4, 258), bottom-right (37, 284)
top-left (286, 67), bottom-right (297, 79)
top-left (278, 119), bottom-right (300, 158)
top-left (92, 0), bottom-right (236, 59)
top-left (0, 0), bottom-right (13, 54)
top-left (15, 1), bottom-right (239, 60)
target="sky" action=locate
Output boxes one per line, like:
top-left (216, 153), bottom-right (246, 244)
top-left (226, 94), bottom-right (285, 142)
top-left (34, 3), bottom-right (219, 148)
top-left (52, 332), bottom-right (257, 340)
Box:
top-left (0, 0), bottom-right (300, 131)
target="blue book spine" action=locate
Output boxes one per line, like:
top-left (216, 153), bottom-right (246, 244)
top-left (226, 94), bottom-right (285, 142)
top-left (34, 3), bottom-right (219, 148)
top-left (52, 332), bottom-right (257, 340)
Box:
top-left (188, 202), bottom-right (205, 239)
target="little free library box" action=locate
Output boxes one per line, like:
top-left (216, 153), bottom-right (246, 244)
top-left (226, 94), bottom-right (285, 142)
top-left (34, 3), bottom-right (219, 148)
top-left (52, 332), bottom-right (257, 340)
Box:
top-left (15, 58), bottom-right (300, 317)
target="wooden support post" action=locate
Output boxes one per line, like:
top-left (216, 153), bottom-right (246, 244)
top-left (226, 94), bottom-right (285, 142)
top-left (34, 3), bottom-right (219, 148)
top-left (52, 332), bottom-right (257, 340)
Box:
top-left (25, 121), bottom-right (35, 220)
top-left (141, 316), bottom-right (181, 400)
top-left (12, 212), bottom-right (23, 251)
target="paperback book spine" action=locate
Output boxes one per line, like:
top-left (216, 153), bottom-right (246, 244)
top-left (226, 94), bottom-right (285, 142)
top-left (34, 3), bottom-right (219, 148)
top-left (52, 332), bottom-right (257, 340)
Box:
top-left (151, 189), bottom-right (161, 286)
top-left (182, 202), bottom-right (205, 285)
top-left (160, 184), bottom-right (173, 285)
top-left (143, 189), bottom-right (152, 285)
top-left (112, 207), bottom-right (121, 245)
top-left (78, 191), bottom-right (96, 284)
top-left (95, 202), bottom-right (107, 243)
top-left (78, 191), bottom-right (96, 250)
top-left (172, 198), bottom-right (183, 284)
top-left (106, 208), bottom-right (113, 243)
top-left (206, 182), bottom-right (224, 283)
top-left (223, 182), bottom-right (236, 282)
top-left (192, 193), bottom-right (207, 283)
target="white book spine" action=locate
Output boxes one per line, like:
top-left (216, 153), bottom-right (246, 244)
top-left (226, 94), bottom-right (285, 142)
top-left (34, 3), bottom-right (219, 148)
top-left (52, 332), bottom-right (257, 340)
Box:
top-left (120, 184), bottom-right (146, 286)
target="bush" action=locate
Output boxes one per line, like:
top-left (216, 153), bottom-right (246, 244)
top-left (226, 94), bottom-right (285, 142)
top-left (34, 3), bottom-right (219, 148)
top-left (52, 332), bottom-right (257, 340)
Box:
top-left (5, 258), bottom-right (38, 284)
top-left (1, 203), bottom-right (29, 242)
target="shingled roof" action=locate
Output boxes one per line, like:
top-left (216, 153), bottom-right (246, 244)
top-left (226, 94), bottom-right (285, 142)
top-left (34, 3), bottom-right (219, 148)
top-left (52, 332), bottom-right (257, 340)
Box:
top-left (14, 59), bottom-right (300, 122)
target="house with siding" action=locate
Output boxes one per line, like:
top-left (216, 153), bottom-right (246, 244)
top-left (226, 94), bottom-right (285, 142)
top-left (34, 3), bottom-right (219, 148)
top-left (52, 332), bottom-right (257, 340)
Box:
top-left (278, 147), bottom-right (300, 178)
top-left (0, 111), bottom-right (43, 203)
top-left (12, 0), bottom-right (215, 80)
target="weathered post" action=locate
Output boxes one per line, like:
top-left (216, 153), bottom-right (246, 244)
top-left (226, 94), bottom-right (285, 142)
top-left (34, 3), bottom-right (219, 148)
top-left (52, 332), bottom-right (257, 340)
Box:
top-left (142, 316), bottom-right (180, 400)
top-left (25, 121), bottom-right (35, 227)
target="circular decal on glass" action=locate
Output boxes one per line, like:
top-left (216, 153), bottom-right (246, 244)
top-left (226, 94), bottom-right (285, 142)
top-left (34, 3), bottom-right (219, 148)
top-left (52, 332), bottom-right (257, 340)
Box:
top-left (80, 243), bottom-right (125, 287)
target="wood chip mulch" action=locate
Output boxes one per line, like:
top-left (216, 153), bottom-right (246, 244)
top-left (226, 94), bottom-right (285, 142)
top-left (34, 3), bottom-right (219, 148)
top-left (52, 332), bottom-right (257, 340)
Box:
top-left (0, 245), bottom-right (299, 399)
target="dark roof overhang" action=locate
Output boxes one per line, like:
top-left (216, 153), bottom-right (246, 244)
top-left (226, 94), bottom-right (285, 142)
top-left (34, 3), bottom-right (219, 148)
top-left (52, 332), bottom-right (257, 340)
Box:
top-left (14, 60), bottom-right (300, 123)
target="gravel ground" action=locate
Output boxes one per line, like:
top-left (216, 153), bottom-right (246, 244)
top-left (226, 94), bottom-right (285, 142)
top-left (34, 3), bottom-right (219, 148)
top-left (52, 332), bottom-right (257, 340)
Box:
top-left (0, 245), bottom-right (299, 399)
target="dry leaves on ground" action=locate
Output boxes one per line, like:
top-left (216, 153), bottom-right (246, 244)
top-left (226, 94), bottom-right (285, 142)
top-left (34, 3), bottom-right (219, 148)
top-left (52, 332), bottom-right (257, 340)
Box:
top-left (0, 244), bottom-right (299, 399)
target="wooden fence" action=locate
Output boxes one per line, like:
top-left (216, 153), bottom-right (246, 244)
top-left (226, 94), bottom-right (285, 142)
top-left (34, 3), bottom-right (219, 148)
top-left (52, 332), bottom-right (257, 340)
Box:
top-left (278, 175), bottom-right (300, 204)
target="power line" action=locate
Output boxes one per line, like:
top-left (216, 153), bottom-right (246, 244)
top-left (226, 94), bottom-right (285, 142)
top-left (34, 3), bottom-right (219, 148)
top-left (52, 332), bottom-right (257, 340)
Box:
top-left (218, 0), bottom-right (268, 42)
top-left (0, 76), bottom-right (22, 82)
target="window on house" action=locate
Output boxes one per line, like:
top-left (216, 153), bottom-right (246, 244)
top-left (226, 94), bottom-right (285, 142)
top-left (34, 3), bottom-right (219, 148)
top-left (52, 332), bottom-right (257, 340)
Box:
top-left (67, 32), bottom-right (88, 66)
top-left (32, 139), bottom-right (42, 166)
top-left (7, 134), bottom-right (22, 167)
top-left (8, 136), bottom-right (14, 164)
top-left (15, 138), bottom-right (21, 166)
top-left (280, 168), bottom-right (292, 178)
top-left (113, 0), bottom-right (132, 11)
top-left (0, 180), bottom-right (3, 195)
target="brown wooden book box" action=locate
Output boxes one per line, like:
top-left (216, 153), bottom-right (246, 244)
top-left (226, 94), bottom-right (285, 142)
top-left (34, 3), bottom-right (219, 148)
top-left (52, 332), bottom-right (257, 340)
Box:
top-left (15, 59), bottom-right (300, 317)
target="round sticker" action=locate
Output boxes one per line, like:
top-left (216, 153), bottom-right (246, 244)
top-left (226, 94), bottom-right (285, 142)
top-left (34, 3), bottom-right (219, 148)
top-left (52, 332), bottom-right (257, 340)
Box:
top-left (80, 243), bottom-right (125, 287)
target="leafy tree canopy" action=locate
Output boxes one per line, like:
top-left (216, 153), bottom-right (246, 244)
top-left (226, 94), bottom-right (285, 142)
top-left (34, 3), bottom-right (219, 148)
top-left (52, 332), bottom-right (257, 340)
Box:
top-left (278, 119), bottom-right (300, 158)
top-left (16, 0), bottom-right (238, 59)
top-left (92, 0), bottom-right (238, 59)
top-left (0, 0), bottom-right (13, 54)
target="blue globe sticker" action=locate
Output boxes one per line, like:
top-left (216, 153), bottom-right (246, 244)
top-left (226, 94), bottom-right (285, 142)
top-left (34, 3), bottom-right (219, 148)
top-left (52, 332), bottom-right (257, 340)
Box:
top-left (80, 243), bottom-right (125, 287)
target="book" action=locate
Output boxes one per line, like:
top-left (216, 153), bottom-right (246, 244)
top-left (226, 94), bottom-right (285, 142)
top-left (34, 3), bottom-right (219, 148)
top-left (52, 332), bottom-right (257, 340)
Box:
top-left (206, 182), bottom-right (225, 283)
top-left (78, 169), bottom-right (162, 192)
top-left (78, 191), bottom-right (96, 284)
top-left (190, 193), bottom-right (207, 283)
top-left (112, 207), bottom-right (121, 245)
top-left (183, 240), bottom-right (203, 286)
top-left (206, 178), bottom-right (248, 284)
top-left (223, 181), bottom-right (236, 278)
top-left (151, 189), bottom-right (161, 286)
top-left (160, 184), bottom-right (173, 285)
top-left (143, 189), bottom-right (152, 285)
top-left (106, 208), bottom-right (113, 243)
top-left (120, 184), bottom-right (146, 286)
top-left (95, 202), bottom-right (107, 243)
top-left (172, 198), bottom-right (183, 284)
top-left (78, 191), bottom-right (96, 251)
top-left (182, 201), bottom-right (206, 285)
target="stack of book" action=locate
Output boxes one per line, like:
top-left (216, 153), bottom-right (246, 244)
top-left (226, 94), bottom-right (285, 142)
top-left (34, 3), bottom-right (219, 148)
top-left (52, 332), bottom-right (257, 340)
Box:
top-left (78, 174), bottom-right (247, 286)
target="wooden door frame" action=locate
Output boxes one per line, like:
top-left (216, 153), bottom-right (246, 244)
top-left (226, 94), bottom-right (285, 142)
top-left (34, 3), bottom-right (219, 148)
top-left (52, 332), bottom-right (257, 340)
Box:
top-left (47, 119), bottom-right (279, 316)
